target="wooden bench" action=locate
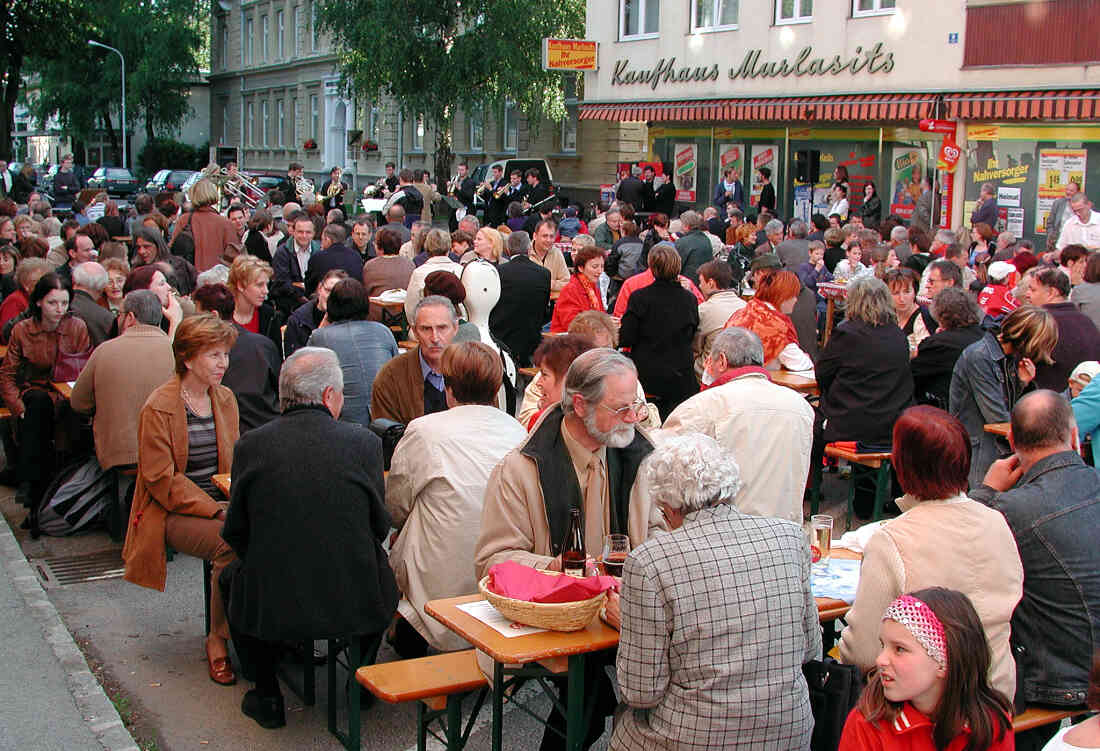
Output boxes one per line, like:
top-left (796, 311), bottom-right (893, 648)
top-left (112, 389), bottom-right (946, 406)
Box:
top-left (357, 650), bottom-right (489, 751)
top-left (824, 444), bottom-right (894, 528)
top-left (1013, 706), bottom-right (1089, 734)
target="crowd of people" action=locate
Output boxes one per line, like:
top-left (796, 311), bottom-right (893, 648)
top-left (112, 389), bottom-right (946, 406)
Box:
top-left (0, 158), bottom-right (1098, 751)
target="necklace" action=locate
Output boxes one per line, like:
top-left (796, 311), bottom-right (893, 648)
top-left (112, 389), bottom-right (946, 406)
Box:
top-left (181, 385), bottom-right (210, 416)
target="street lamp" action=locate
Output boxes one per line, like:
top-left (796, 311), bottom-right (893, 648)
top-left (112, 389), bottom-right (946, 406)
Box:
top-left (87, 40), bottom-right (127, 170)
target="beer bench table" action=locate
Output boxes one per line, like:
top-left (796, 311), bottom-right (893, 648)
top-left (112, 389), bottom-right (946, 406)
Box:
top-left (771, 370), bottom-right (819, 397)
top-left (420, 563), bottom-right (865, 751)
top-left (985, 422), bottom-right (1010, 438)
top-left (52, 381), bottom-right (73, 399)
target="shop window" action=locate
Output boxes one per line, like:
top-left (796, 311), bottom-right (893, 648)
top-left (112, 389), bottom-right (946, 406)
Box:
top-left (776, 0), bottom-right (812, 24)
top-left (619, 0), bottom-right (659, 40)
top-left (468, 107), bottom-right (484, 152)
top-left (853, 0), bottom-right (895, 17)
top-left (692, 0), bottom-right (739, 32)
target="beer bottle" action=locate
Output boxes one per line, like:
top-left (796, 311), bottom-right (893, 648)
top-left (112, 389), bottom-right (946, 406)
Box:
top-left (561, 508), bottom-right (586, 578)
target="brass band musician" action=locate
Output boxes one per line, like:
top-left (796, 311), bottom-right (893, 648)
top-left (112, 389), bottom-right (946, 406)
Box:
top-left (481, 164), bottom-right (508, 227)
top-left (319, 166), bottom-right (349, 212)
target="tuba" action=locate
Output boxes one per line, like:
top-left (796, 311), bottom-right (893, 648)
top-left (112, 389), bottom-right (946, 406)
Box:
top-left (296, 176), bottom-right (316, 201)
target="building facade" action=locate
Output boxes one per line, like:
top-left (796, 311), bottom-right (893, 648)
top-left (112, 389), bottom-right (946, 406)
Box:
top-left (581, 0), bottom-right (1100, 245)
top-left (207, 2), bottom-right (595, 201)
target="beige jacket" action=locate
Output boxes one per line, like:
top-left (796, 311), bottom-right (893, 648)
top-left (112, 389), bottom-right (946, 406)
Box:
top-left (474, 421), bottom-right (666, 580)
top-left (530, 246), bottom-right (571, 292)
top-left (387, 405), bottom-right (526, 651)
top-left (518, 371), bottom-right (660, 431)
top-left (693, 290), bottom-right (746, 378)
top-left (661, 372), bottom-right (813, 524)
top-left (404, 256), bottom-right (463, 322)
top-left (70, 324), bottom-right (176, 469)
top-left (837, 494), bottom-right (1023, 700)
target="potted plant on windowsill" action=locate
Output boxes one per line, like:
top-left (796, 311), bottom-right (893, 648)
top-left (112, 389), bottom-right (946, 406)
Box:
top-left (303, 138), bottom-right (317, 151)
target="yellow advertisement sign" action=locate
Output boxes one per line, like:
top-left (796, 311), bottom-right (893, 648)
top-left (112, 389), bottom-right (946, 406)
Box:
top-left (542, 39), bottom-right (598, 71)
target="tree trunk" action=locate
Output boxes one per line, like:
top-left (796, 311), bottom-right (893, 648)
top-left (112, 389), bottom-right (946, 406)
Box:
top-left (1, 56), bottom-right (23, 163)
top-left (432, 111), bottom-right (454, 193)
top-left (101, 109), bottom-right (120, 166)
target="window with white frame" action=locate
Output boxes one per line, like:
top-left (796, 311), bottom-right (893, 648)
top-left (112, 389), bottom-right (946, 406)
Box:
top-left (240, 10), bottom-right (246, 66)
top-left (293, 6), bottom-right (300, 55)
top-left (692, 0), bottom-right (739, 31)
top-left (412, 115), bottom-right (425, 151)
top-left (246, 18), bottom-right (254, 64)
top-left (222, 102), bottom-right (230, 143)
top-left (261, 15), bottom-right (269, 61)
top-left (310, 94), bottom-right (319, 140)
top-left (277, 99), bottom-right (285, 145)
top-left (220, 21), bottom-right (228, 69)
top-left (853, 0), bottom-right (895, 16)
top-left (311, 1), bottom-right (319, 50)
top-left (247, 101), bottom-right (255, 145)
top-left (468, 106), bottom-right (483, 152)
top-left (776, 0), bottom-right (812, 23)
top-left (502, 101), bottom-right (517, 151)
top-left (619, 0), bottom-right (659, 39)
top-left (368, 104), bottom-right (381, 141)
top-left (262, 100), bottom-right (269, 145)
top-left (276, 10), bottom-right (284, 58)
top-left (293, 97), bottom-right (299, 145)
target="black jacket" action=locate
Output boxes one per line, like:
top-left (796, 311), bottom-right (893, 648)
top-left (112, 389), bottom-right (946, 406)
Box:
top-left (618, 278), bottom-right (699, 414)
top-left (222, 405), bottom-right (397, 640)
top-left (616, 176), bottom-right (645, 209)
top-left (223, 324), bottom-right (282, 433)
top-left (818, 319), bottom-right (914, 444)
top-left (10, 172), bottom-right (35, 204)
top-left (758, 183), bottom-right (776, 214)
top-left (284, 299), bottom-right (323, 357)
top-left (910, 324), bottom-right (984, 410)
top-left (303, 242), bottom-right (364, 295)
top-left (653, 181), bottom-right (675, 215)
top-left (489, 255), bottom-right (550, 367)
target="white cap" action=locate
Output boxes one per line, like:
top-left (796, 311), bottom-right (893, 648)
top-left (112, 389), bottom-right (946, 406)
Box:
top-left (988, 261), bottom-right (1016, 282)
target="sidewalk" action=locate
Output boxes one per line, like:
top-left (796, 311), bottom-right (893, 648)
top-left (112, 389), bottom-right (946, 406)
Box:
top-left (0, 510), bottom-right (138, 751)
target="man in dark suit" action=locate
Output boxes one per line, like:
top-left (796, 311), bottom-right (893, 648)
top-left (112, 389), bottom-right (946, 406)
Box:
top-left (490, 230), bottom-right (551, 367)
top-left (483, 164), bottom-right (508, 227)
top-left (521, 167), bottom-right (551, 212)
top-left (221, 347), bottom-right (398, 729)
top-left (653, 169), bottom-right (676, 216)
top-left (640, 165), bottom-right (657, 212)
top-left (616, 166), bottom-right (645, 210)
top-left (303, 224), bottom-right (363, 295)
top-left (271, 212), bottom-right (317, 316)
top-left (275, 162), bottom-right (306, 205)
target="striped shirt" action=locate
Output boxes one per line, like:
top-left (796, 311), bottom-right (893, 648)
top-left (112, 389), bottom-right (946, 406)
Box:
top-left (184, 408), bottom-right (218, 498)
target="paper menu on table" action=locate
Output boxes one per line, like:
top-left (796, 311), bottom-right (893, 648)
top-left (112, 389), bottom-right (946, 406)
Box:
top-left (456, 600), bottom-right (548, 638)
top-left (67, 381), bottom-right (76, 388)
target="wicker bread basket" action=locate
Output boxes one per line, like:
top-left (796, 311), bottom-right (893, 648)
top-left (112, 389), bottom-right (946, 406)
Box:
top-left (478, 573), bottom-right (606, 632)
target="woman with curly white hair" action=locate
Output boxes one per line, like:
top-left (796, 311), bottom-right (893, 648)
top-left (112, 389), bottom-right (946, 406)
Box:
top-left (606, 432), bottom-right (821, 751)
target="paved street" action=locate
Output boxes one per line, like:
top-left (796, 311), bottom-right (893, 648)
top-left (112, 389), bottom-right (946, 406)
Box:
top-left (0, 475), bottom-right (850, 750)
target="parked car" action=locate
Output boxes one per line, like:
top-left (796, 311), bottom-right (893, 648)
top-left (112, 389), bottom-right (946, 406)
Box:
top-left (85, 167), bottom-right (140, 199)
top-left (469, 158), bottom-right (555, 216)
top-left (143, 169), bottom-right (197, 194)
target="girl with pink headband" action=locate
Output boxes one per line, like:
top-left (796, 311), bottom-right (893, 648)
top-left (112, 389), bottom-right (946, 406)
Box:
top-left (839, 587), bottom-right (1014, 751)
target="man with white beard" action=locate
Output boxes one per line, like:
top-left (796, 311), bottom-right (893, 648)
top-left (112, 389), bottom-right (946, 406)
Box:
top-left (475, 347), bottom-right (666, 750)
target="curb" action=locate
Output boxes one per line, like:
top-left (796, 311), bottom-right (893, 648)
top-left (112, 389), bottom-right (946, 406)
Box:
top-left (0, 521), bottom-right (141, 751)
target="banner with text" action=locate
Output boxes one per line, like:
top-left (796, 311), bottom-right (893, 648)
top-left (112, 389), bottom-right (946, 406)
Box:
top-left (1035, 149), bottom-right (1087, 234)
top-left (674, 144), bottom-right (698, 203)
top-left (889, 147), bottom-right (925, 220)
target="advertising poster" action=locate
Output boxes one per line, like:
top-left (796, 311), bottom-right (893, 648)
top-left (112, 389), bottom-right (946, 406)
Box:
top-left (674, 143), bottom-right (698, 203)
top-left (1035, 149), bottom-right (1087, 234)
top-left (718, 143), bottom-right (744, 174)
top-left (1006, 208), bottom-right (1025, 237)
top-left (793, 184), bottom-right (813, 224)
top-left (889, 147), bottom-right (925, 220)
top-left (750, 145), bottom-right (779, 208)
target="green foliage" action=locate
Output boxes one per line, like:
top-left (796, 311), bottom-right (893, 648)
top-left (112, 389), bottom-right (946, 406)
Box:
top-left (25, 0), bottom-right (206, 145)
top-left (137, 138), bottom-right (208, 176)
top-left (316, 0), bottom-right (584, 147)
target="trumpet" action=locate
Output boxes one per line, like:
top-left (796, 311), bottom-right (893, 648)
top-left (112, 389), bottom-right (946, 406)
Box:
top-left (446, 174), bottom-right (461, 196)
top-left (475, 180), bottom-right (493, 198)
top-left (493, 183), bottom-right (509, 199)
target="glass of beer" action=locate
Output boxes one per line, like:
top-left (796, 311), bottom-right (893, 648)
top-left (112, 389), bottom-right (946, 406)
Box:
top-left (601, 534), bottom-right (630, 578)
top-left (810, 515), bottom-right (833, 572)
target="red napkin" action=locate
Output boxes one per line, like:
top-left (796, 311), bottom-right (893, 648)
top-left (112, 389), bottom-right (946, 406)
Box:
top-left (488, 561), bottom-right (619, 604)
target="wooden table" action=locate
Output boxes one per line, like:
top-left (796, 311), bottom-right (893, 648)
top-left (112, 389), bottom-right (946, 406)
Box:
top-left (427, 594), bottom-right (618, 751)
top-left (369, 296), bottom-right (405, 313)
top-left (518, 366), bottom-right (538, 379)
top-left (771, 370), bottom-right (819, 397)
top-left (428, 551), bottom-right (861, 750)
top-left (984, 422), bottom-right (1010, 438)
top-left (212, 473), bottom-right (231, 497)
top-left (0, 344), bottom-right (7, 359)
top-left (52, 381), bottom-right (73, 399)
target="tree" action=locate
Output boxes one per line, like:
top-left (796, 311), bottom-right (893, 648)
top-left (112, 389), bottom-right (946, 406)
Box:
top-left (317, 0), bottom-right (584, 182)
top-left (24, 0), bottom-right (206, 166)
top-left (0, 0), bottom-right (85, 161)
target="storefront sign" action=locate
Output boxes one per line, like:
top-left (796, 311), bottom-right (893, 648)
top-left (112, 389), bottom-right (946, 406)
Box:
top-left (674, 144), bottom-right (698, 203)
top-left (1036, 148), bottom-right (1087, 234)
top-left (937, 138), bottom-right (961, 173)
top-left (542, 39), bottom-right (598, 71)
top-left (889, 147), bottom-right (925, 220)
top-left (610, 42), bottom-right (895, 91)
top-left (919, 119), bottom-right (957, 134)
top-left (997, 186), bottom-right (1021, 208)
top-left (968, 125), bottom-right (1001, 141)
top-left (718, 143), bottom-right (743, 173)
top-left (750, 145), bottom-right (778, 208)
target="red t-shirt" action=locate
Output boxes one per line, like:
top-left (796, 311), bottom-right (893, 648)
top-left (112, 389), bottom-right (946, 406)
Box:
top-left (242, 309), bottom-right (260, 333)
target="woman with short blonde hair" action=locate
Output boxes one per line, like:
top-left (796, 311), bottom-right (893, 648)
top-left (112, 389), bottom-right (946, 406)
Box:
top-left (227, 255), bottom-right (279, 347)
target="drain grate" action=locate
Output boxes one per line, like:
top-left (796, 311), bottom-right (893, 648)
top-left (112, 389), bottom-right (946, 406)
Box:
top-left (35, 550), bottom-right (125, 588)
